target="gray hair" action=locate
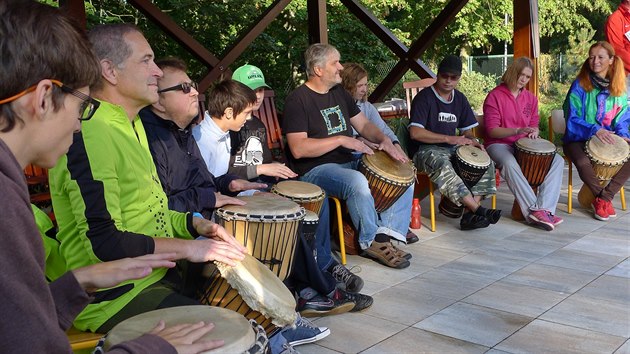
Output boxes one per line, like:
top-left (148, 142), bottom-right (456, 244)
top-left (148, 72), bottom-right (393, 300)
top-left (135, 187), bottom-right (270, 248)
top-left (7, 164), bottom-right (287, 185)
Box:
top-left (88, 23), bottom-right (140, 90)
top-left (304, 43), bottom-right (338, 78)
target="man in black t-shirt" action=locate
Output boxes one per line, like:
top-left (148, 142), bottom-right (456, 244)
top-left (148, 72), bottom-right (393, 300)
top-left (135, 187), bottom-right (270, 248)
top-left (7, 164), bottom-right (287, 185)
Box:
top-left (409, 55), bottom-right (501, 230)
top-left (283, 43), bottom-right (413, 271)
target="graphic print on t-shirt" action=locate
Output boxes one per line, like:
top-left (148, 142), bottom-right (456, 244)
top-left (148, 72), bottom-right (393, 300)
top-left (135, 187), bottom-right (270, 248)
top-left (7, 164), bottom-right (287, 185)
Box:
top-left (233, 136), bottom-right (264, 166)
top-left (321, 105), bottom-right (347, 135)
top-left (438, 112), bottom-right (457, 123)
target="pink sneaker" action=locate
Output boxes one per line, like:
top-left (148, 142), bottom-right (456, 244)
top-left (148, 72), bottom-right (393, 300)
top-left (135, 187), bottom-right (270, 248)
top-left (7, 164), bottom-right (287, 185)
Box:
top-left (547, 212), bottom-right (563, 226)
top-left (592, 197), bottom-right (609, 221)
top-left (605, 200), bottom-right (617, 218)
top-left (527, 210), bottom-right (554, 231)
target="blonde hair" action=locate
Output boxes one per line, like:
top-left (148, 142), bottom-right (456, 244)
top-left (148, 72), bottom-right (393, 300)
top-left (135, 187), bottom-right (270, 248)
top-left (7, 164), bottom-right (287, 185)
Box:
top-left (501, 57), bottom-right (534, 90)
top-left (576, 41), bottom-right (626, 97)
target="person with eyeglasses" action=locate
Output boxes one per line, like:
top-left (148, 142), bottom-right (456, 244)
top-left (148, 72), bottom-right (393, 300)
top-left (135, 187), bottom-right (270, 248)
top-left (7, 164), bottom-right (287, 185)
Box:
top-left (47, 23), bottom-right (247, 337)
top-left (408, 55), bottom-right (502, 230)
top-left (0, 2), bottom-right (231, 353)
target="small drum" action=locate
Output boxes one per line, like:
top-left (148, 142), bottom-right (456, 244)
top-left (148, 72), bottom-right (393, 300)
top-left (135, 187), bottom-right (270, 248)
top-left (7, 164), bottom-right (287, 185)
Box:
top-left (271, 180), bottom-right (326, 214)
top-left (104, 306), bottom-right (268, 353)
top-left (216, 195), bottom-right (304, 281)
top-left (200, 254), bottom-right (298, 334)
top-left (514, 138), bottom-right (557, 187)
top-left (452, 145), bottom-right (491, 190)
top-left (301, 210), bottom-right (319, 259)
top-left (359, 150), bottom-right (415, 212)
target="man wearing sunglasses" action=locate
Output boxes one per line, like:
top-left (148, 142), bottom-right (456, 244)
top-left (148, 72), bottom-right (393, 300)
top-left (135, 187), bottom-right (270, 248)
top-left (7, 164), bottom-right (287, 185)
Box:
top-left (408, 55), bottom-right (501, 230)
top-left (48, 24), bottom-right (247, 336)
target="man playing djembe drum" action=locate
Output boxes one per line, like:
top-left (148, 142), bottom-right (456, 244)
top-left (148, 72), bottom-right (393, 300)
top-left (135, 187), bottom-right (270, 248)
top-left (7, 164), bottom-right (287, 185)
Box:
top-left (483, 57), bottom-right (565, 231)
top-left (283, 44), bottom-right (413, 270)
top-left (409, 55), bottom-right (502, 230)
top-left (563, 41), bottom-right (630, 221)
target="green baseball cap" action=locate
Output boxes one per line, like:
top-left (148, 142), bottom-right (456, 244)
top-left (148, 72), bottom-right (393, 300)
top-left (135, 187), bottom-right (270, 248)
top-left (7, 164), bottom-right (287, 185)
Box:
top-left (232, 64), bottom-right (271, 90)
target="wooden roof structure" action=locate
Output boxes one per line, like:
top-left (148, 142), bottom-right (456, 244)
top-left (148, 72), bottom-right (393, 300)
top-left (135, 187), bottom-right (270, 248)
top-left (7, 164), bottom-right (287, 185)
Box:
top-left (57, 0), bottom-right (540, 101)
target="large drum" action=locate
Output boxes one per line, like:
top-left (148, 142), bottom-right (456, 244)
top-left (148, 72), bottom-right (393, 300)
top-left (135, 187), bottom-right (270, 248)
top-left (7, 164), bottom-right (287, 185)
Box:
top-left (578, 134), bottom-right (630, 208)
top-left (301, 210), bottom-right (319, 260)
top-left (452, 145), bottom-right (491, 190)
top-left (271, 180), bottom-right (325, 215)
top-left (359, 150), bottom-right (415, 212)
top-left (200, 253), bottom-right (298, 335)
top-left (216, 195), bottom-right (304, 281)
top-left (103, 305), bottom-right (268, 353)
top-left (515, 138), bottom-right (557, 187)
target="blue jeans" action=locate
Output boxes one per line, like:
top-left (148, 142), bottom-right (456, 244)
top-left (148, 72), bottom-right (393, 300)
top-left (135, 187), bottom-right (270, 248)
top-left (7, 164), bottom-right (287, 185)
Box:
top-left (302, 161), bottom-right (413, 255)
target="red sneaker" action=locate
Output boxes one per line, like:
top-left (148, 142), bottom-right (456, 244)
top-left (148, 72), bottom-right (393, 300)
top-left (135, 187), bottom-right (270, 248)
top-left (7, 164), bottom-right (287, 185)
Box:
top-left (547, 212), bottom-right (564, 226)
top-left (605, 200), bottom-right (617, 218)
top-left (592, 197), bottom-right (609, 221)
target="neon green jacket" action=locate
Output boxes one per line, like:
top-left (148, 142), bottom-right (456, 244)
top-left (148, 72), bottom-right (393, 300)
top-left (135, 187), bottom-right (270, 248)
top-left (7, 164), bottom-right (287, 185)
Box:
top-left (49, 101), bottom-right (194, 332)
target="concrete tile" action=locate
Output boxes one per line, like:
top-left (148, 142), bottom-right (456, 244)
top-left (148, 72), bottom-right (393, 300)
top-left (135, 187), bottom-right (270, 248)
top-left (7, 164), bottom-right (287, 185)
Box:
top-left (615, 339), bottom-right (630, 354)
top-left (484, 350), bottom-right (513, 354)
top-left (474, 236), bottom-right (561, 262)
top-left (504, 229), bottom-right (585, 248)
top-left (607, 259), bottom-right (630, 278)
top-left (402, 244), bottom-right (468, 268)
top-left (361, 327), bottom-right (488, 354)
top-left (414, 302), bottom-right (532, 347)
top-left (367, 284), bottom-right (456, 325)
top-left (495, 319), bottom-right (626, 354)
top-left (502, 263), bottom-right (599, 293)
top-left (310, 312), bottom-right (406, 353)
top-left (396, 268), bottom-right (496, 301)
top-left (462, 281), bottom-right (568, 317)
top-left (351, 259), bottom-right (426, 287)
top-left (359, 279), bottom-right (391, 296)
top-left (420, 232), bottom-right (503, 253)
top-left (564, 235), bottom-right (630, 258)
top-left (577, 275), bottom-right (630, 304)
top-left (540, 293), bottom-right (630, 337)
top-left (536, 249), bottom-right (626, 274)
top-left (298, 344), bottom-right (341, 354)
top-left (435, 253), bottom-right (529, 281)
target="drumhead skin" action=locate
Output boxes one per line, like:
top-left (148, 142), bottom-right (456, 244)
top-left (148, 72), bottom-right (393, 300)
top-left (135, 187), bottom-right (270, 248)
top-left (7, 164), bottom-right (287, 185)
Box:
top-left (271, 181), bottom-right (324, 200)
top-left (105, 306), bottom-right (255, 353)
top-left (361, 150), bottom-right (415, 183)
top-left (302, 210), bottom-right (319, 224)
top-left (217, 253), bottom-right (297, 327)
top-left (216, 195), bottom-right (304, 221)
top-left (586, 134), bottom-right (630, 165)
top-left (515, 138), bottom-right (556, 154)
top-left (455, 145), bottom-right (491, 167)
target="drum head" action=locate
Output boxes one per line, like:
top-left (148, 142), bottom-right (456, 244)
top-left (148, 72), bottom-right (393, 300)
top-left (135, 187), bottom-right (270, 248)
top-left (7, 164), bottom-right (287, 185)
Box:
top-left (586, 135), bottom-right (630, 164)
top-left (271, 181), bottom-right (324, 199)
top-left (217, 195), bottom-right (304, 222)
top-left (361, 150), bottom-right (415, 183)
top-left (515, 138), bottom-right (556, 154)
top-left (302, 210), bottom-right (319, 225)
top-left (455, 145), bottom-right (491, 167)
top-left (105, 306), bottom-right (255, 353)
top-left (217, 253), bottom-right (297, 327)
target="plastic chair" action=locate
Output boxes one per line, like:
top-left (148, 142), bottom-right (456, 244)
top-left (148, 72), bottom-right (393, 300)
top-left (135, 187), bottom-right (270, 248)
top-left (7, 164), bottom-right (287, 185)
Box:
top-left (548, 109), bottom-right (626, 213)
top-left (328, 196), bottom-right (347, 265)
top-left (67, 327), bottom-right (103, 351)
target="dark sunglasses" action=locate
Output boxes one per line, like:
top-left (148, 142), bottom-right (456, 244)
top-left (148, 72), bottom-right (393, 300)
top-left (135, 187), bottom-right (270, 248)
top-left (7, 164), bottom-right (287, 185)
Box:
top-left (438, 73), bottom-right (461, 81)
top-left (157, 81), bottom-right (198, 94)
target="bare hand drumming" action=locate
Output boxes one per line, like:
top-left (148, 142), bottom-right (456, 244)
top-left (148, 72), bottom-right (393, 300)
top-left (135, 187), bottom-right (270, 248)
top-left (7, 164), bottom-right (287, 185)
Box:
top-left (214, 193), bottom-right (246, 208)
top-left (257, 163), bottom-right (298, 179)
top-left (150, 320), bottom-right (224, 354)
top-left (595, 128), bottom-right (617, 144)
top-left (228, 179), bottom-right (268, 193)
top-left (378, 139), bottom-right (409, 162)
top-left (340, 135), bottom-right (373, 155)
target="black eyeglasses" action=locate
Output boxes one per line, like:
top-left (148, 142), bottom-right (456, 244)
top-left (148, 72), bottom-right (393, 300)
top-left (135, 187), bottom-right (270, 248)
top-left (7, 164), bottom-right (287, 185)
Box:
top-left (157, 81), bottom-right (198, 94)
top-left (438, 73), bottom-right (461, 81)
top-left (0, 79), bottom-right (99, 121)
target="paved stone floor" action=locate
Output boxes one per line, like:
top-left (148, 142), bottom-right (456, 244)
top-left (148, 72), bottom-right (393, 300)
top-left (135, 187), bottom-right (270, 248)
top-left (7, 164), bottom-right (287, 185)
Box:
top-left (300, 165), bottom-right (630, 354)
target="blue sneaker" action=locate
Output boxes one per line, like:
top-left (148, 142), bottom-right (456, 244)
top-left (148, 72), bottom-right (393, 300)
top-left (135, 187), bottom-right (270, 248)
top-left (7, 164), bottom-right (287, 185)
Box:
top-left (269, 330), bottom-right (299, 354)
top-left (281, 314), bottom-right (330, 346)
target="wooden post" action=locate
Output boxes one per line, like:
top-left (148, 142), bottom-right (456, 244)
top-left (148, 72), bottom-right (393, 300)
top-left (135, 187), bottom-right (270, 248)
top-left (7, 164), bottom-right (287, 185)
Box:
top-left (513, 0), bottom-right (540, 97)
top-left (307, 0), bottom-right (327, 44)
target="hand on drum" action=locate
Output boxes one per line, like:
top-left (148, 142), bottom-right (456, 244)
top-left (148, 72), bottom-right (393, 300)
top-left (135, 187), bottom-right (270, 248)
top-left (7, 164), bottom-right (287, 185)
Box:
top-left (214, 193), bottom-right (246, 208)
top-left (524, 127), bottom-right (539, 139)
top-left (595, 128), bottom-right (617, 145)
top-left (378, 139), bottom-right (409, 163)
top-left (228, 179), bottom-right (268, 193)
top-left (71, 253), bottom-right (177, 293)
top-left (340, 135), bottom-right (373, 155)
top-left (192, 218), bottom-right (248, 258)
top-left (257, 162), bottom-right (298, 180)
top-left (149, 320), bottom-right (224, 354)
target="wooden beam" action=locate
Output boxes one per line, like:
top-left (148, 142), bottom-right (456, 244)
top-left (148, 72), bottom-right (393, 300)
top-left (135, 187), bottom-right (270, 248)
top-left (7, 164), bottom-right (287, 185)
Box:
top-left (59, 0), bottom-right (86, 30)
top-left (408, 0), bottom-right (469, 58)
top-left (514, 0), bottom-right (539, 96)
top-left (307, 0), bottom-right (327, 44)
top-left (128, 0), bottom-right (220, 70)
top-left (199, 0), bottom-right (293, 90)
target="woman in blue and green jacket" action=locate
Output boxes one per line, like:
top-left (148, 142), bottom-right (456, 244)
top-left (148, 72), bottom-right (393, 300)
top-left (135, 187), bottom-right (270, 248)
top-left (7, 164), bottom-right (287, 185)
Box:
top-left (563, 41), bottom-right (630, 221)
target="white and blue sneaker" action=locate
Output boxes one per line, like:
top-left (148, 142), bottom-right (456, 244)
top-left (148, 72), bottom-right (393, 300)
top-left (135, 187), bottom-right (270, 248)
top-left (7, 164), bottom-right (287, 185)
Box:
top-left (281, 314), bottom-right (330, 346)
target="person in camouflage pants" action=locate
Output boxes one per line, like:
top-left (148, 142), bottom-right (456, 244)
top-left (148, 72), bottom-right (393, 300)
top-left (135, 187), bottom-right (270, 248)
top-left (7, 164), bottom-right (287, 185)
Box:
top-left (408, 55), bottom-right (501, 230)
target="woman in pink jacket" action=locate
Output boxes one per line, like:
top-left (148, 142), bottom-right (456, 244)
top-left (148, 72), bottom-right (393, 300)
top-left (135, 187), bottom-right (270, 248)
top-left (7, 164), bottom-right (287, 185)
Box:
top-left (483, 57), bottom-right (564, 231)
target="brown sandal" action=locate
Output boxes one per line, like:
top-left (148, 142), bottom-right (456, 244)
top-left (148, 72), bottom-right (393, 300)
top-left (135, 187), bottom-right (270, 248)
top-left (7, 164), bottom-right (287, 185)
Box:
top-left (363, 241), bottom-right (410, 269)
top-left (391, 243), bottom-right (412, 260)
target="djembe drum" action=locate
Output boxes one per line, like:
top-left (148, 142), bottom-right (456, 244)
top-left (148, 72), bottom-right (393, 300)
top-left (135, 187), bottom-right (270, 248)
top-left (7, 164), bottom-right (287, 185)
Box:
top-left (271, 180), bottom-right (326, 214)
top-left (199, 254), bottom-right (298, 335)
top-left (512, 138), bottom-right (557, 219)
top-left (441, 145), bottom-right (491, 218)
top-left (103, 305), bottom-right (269, 353)
top-left (216, 195), bottom-right (304, 281)
top-left (578, 134), bottom-right (630, 208)
top-left (301, 210), bottom-right (319, 260)
top-left (358, 150), bottom-right (415, 212)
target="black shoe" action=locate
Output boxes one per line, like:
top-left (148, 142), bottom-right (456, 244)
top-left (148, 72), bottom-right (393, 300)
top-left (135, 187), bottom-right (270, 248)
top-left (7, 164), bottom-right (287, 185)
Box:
top-left (329, 263), bottom-right (364, 293)
top-left (333, 288), bottom-right (373, 312)
top-left (406, 230), bottom-right (419, 244)
top-left (475, 206), bottom-right (502, 224)
top-left (297, 293), bottom-right (354, 317)
top-left (460, 212), bottom-right (490, 230)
